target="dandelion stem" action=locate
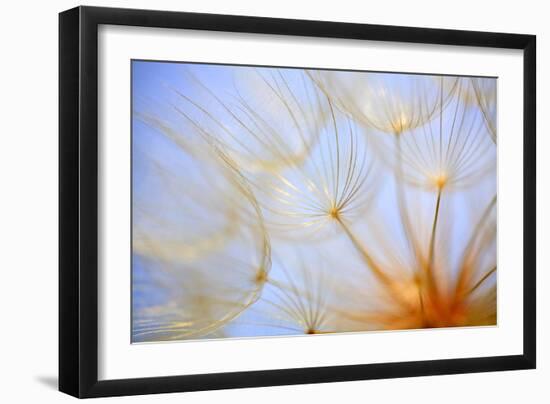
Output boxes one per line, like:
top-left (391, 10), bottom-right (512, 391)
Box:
top-left (394, 135), bottom-right (420, 266)
top-left (454, 195), bottom-right (496, 299)
top-left (467, 266), bottom-right (497, 296)
top-left (426, 187), bottom-right (443, 295)
top-left (335, 217), bottom-right (392, 286)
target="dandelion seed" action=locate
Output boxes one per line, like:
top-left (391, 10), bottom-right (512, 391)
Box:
top-left (250, 96), bottom-right (378, 240)
top-left (168, 66), bottom-right (325, 172)
top-left (308, 70), bottom-right (459, 135)
top-left (471, 77), bottom-right (497, 143)
top-left (373, 77), bottom-right (496, 191)
top-left (132, 121), bottom-right (271, 341)
top-left (231, 253), bottom-right (338, 336)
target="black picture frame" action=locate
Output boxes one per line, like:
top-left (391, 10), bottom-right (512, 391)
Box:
top-left (59, 5), bottom-right (536, 398)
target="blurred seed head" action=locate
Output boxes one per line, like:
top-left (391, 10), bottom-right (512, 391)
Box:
top-left (308, 70), bottom-right (459, 135)
top-left (132, 120), bottom-right (271, 341)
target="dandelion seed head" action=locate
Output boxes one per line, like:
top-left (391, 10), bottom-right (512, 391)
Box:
top-left (430, 172), bottom-right (449, 190)
top-left (131, 119), bottom-right (272, 341)
top-left (254, 267), bottom-right (269, 285)
top-left (309, 70), bottom-right (459, 136)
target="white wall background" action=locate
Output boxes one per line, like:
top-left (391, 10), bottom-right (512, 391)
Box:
top-left (0, 1), bottom-right (545, 402)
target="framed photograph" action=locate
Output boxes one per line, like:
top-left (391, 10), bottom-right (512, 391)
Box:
top-left (59, 6), bottom-right (536, 398)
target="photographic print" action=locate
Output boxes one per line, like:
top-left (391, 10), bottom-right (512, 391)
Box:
top-left (131, 61), bottom-right (497, 343)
